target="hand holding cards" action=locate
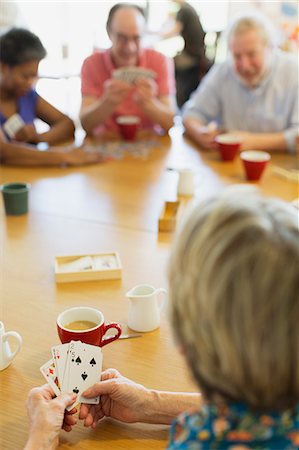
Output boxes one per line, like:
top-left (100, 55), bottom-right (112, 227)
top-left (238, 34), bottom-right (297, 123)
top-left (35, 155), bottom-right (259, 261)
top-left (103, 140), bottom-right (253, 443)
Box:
top-left (3, 113), bottom-right (25, 139)
top-left (40, 340), bottom-right (102, 410)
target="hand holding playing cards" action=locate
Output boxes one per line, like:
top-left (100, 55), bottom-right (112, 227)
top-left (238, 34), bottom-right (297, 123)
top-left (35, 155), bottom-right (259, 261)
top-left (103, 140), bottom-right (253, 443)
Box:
top-left (25, 384), bottom-right (77, 450)
top-left (14, 124), bottom-right (40, 144)
top-left (134, 78), bottom-right (158, 106)
top-left (79, 368), bottom-right (151, 427)
top-left (103, 79), bottom-right (131, 108)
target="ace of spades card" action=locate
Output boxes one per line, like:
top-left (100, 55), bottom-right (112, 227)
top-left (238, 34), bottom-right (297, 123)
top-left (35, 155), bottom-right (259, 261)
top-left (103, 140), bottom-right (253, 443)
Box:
top-left (65, 341), bottom-right (102, 408)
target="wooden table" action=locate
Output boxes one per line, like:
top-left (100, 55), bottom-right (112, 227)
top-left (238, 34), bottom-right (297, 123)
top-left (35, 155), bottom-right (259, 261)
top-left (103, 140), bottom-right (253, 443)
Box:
top-left (0, 126), bottom-right (297, 449)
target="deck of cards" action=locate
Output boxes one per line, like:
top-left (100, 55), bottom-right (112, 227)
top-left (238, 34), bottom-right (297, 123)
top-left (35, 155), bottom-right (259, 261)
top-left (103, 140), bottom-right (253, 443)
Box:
top-left (40, 340), bottom-right (102, 410)
top-left (112, 66), bottom-right (156, 84)
top-left (3, 113), bottom-right (25, 139)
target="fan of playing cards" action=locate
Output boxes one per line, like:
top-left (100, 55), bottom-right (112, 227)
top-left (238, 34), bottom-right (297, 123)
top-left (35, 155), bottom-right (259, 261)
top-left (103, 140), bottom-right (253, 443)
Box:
top-left (40, 340), bottom-right (102, 411)
top-left (112, 66), bottom-right (156, 84)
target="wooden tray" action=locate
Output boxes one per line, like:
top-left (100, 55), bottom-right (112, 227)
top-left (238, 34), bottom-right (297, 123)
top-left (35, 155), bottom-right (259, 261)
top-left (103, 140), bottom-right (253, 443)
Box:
top-left (158, 201), bottom-right (181, 232)
top-left (55, 252), bottom-right (122, 283)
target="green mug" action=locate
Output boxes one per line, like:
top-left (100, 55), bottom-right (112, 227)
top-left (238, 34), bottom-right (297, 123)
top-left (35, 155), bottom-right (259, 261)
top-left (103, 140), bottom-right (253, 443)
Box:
top-left (1, 182), bottom-right (31, 216)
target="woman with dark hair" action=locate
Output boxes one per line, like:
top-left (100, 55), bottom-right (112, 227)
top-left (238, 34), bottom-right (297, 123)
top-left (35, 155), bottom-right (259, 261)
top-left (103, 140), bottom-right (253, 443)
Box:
top-left (0, 28), bottom-right (102, 166)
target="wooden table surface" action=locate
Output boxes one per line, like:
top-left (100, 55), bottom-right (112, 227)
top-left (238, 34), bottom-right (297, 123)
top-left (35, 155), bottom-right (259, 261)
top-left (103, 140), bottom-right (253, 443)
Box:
top-left (0, 126), bottom-right (298, 449)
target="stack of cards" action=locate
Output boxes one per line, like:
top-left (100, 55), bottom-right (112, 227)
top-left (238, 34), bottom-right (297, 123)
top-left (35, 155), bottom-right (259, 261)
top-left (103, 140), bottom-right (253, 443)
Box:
top-left (40, 340), bottom-right (102, 410)
top-left (3, 113), bottom-right (25, 139)
top-left (112, 66), bottom-right (156, 84)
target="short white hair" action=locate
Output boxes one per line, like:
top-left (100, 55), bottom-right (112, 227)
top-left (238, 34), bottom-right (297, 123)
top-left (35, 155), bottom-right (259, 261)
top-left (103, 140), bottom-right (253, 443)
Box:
top-left (168, 186), bottom-right (299, 410)
top-left (226, 12), bottom-right (279, 48)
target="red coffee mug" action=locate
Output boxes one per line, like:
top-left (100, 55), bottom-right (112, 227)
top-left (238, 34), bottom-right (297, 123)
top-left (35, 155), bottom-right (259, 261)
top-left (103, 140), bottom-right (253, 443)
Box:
top-left (240, 151), bottom-right (271, 181)
top-left (116, 115), bottom-right (140, 141)
top-left (57, 307), bottom-right (122, 347)
top-left (215, 134), bottom-right (242, 161)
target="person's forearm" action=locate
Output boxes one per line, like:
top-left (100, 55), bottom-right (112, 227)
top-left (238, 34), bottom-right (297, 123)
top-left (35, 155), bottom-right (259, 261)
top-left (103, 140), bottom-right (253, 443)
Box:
top-left (39, 117), bottom-right (75, 145)
top-left (24, 431), bottom-right (58, 450)
top-left (141, 98), bottom-right (175, 132)
top-left (80, 98), bottom-right (116, 135)
top-left (239, 132), bottom-right (288, 152)
top-left (0, 142), bottom-right (68, 166)
top-left (142, 390), bottom-right (202, 425)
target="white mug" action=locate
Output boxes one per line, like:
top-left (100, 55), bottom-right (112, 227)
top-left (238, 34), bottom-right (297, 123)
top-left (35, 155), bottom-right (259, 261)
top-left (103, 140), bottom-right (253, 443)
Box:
top-left (177, 169), bottom-right (195, 196)
top-left (0, 321), bottom-right (22, 371)
top-left (126, 284), bottom-right (167, 332)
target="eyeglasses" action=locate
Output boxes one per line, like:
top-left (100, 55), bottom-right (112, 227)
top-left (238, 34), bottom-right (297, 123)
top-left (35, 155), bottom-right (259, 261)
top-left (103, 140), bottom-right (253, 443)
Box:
top-left (112, 31), bottom-right (142, 45)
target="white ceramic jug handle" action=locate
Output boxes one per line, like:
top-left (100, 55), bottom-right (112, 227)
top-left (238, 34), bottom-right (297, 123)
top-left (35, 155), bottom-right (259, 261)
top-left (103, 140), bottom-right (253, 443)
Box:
top-left (155, 288), bottom-right (167, 311)
top-left (3, 331), bottom-right (23, 361)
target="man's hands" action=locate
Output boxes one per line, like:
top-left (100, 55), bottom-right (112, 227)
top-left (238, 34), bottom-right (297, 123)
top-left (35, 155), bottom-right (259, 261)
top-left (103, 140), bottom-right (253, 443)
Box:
top-left (133, 78), bottom-right (158, 107)
top-left (79, 368), bottom-right (151, 428)
top-left (102, 77), bottom-right (158, 111)
top-left (102, 79), bottom-right (132, 109)
top-left (183, 118), bottom-right (219, 150)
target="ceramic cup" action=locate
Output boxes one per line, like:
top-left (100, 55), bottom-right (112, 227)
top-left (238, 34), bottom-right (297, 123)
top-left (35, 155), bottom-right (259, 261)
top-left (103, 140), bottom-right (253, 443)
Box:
top-left (240, 151), bottom-right (271, 181)
top-left (126, 284), bottom-right (167, 332)
top-left (215, 134), bottom-right (242, 162)
top-left (116, 115), bottom-right (140, 141)
top-left (1, 182), bottom-right (30, 215)
top-left (0, 321), bottom-right (23, 371)
top-left (57, 307), bottom-right (122, 347)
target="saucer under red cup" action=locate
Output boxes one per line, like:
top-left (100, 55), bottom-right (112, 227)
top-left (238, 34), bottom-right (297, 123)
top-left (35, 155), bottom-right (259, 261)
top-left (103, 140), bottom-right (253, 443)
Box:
top-left (116, 115), bottom-right (140, 141)
top-left (214, 134), bottom-right (242, 161)
top-left (57, 306), bottom-right (122, 347)
top-left (240, 151), bottom-right (271, 181)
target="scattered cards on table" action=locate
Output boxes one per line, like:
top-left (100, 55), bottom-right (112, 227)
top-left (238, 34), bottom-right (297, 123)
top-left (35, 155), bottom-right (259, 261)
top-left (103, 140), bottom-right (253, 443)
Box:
top-left (3, 113), bottom-right (25, 138)
top-left (40, 340), bottom-right (102, 410)
top-left (85, 140), bottom-right (157, 160)
top-left (112, 66), bottom-right (156, 84)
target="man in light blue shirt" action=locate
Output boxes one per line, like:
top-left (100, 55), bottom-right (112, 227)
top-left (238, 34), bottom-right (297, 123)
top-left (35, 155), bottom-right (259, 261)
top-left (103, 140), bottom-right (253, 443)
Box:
top-left (182, 13), bottom-right (298, 153)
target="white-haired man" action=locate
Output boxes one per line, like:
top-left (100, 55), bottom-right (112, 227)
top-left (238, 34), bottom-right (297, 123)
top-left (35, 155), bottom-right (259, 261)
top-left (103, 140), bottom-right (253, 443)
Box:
top-left (182, 14), bottom-right (298, 154)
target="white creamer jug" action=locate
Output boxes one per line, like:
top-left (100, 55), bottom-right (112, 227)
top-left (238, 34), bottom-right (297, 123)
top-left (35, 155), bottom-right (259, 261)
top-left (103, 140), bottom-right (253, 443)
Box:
top-left (177, 169), bottom-right (195, 196)
top-left (0, 321), bottom-right (22, 371)
top-left (126, 284), bottom-right (167, 332)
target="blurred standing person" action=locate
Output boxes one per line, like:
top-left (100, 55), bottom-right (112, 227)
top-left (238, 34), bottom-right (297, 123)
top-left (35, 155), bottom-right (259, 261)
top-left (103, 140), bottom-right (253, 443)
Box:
top-left (160, 0), bottom-right (210, 108)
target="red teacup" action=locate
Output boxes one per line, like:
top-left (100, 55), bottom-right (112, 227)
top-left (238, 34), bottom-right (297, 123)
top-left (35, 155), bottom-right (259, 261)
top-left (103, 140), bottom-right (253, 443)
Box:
top-left (57, 307), bottom-right (122, 347)
top-left (215, 134), bottom-right (242, 161)
top-left (116, 115), bottom-right (140, 141)
top-left (240, 151), bottom-right (271, 181)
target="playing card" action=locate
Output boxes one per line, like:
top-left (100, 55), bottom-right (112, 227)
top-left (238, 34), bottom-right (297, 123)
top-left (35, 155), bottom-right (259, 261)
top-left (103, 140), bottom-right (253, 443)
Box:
top-left (66, 341), bottom-right (102, 408)
top-left (112, 67), bottom-right (155, 84)
top-left (3, 113), bottom-right (25, 138)
top-left (40, 359), bottom-right (61, 396)
top-left (51, 343), bottom-right (69, 387)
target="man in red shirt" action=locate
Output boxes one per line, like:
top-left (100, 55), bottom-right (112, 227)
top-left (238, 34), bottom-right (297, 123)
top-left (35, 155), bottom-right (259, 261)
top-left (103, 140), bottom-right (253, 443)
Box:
top-left (80, 3), bottom-right (176, 137)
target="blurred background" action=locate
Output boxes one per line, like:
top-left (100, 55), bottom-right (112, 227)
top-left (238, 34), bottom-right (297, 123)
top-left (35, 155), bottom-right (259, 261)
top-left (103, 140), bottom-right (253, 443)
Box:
top-left (1, 0), bottom-right (297, 123)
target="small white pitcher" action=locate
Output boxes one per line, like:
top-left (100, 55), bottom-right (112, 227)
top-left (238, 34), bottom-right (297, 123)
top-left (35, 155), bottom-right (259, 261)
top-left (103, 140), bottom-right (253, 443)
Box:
top-left (177, 169), bottom-right (195, 196)
top-left (126, 284), bottom-right (167, 332)
top-left (0, 321), bottom-right (22, 371)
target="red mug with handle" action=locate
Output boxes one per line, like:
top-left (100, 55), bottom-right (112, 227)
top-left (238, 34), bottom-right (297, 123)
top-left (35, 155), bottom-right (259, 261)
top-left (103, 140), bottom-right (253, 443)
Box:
top-left (57, 307), bottom-right (122, 347)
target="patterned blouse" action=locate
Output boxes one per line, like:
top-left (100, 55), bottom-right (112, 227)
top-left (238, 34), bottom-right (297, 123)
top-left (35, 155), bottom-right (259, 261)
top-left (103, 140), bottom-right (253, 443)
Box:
top-left (167, 402), bottom-right (299, 449)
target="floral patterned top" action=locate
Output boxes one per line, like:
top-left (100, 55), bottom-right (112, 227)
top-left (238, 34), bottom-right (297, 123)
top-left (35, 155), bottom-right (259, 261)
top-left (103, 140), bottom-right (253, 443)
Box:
top-left (167, 402), bottom-right (299, 449)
